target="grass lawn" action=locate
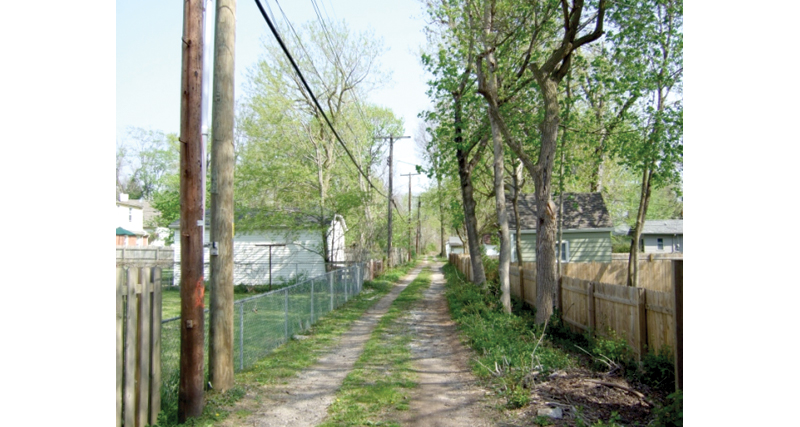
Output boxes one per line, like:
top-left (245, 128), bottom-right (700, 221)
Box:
top-left (160, 286), bottom-right (266, 319)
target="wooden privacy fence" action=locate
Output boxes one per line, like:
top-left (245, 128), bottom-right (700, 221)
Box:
top-left (519, 259), bottom-right (676, 292)
top-left (560, 277), bottom-right (674, 356)
top-left (449, 253), bottom-right (473, 282)
top-left (451, 255), bottom-right (683, 375)
top-left (116, 267), bottom-right (162, 427)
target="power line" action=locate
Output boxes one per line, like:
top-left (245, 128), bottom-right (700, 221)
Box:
top-left (308, 0), bottom-right (382, 160)
top-left (254, 0), bottom-right (386, 198)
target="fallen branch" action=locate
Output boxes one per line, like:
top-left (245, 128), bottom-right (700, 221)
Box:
top-left (585, 379), bottom-right (654, 407)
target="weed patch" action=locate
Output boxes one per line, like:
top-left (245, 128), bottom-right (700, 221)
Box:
top-left (442, 264), bottom-right (573, 408)
top-left (320, 270), bottom-right (432, 426)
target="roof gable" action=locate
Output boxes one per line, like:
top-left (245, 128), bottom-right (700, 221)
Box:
top-left (508, 193), bottom-right (613, 230)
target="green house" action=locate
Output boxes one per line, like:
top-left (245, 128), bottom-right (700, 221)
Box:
top-left (509, 193), bottom-right (613, 263)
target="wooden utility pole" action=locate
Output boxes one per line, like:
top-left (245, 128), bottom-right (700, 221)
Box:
top-left (178, 0), bottom-right (205, 421)
top-left (416, 199), bottom-right (421, 255)
top-left (401, 172), bottom-right (419, 262)
top-left (375, 135), bottom-right (409, 266)
top-left (209, 0), bottom-right (236, 394)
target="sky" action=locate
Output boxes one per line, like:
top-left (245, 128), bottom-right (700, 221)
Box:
top-left (116, 0), bottom-right (433, 194)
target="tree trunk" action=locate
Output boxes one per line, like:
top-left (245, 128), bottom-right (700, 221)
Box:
top-left (532, 73), bottom-right (561, 324)
top-left (439, 178), bottom-right (446, 258)
top-left (491, 118), bottom-right (511, 313)
top-left (512, 161), bottom-right (523, 266)
top-left (455, 97), bottom-right (487, 285)
top-left (627, 167), bottom-right (653, 287)
top-left (481, 44), bottom-right (511, 312)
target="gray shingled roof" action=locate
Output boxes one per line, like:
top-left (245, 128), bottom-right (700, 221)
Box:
top-left (641, 219), bottom-right (682, 235)
top-left (507, 193), bottom-right (613, 230)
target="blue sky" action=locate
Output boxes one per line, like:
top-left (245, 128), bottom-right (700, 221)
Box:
top-left (116, 0), bottom-right (432, 193)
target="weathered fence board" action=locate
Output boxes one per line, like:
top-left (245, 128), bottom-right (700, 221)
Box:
top-left (645, 288), bottom-right (675, 355)
top-left (116, 268), bottom-right (125, 427)
top-left (117, 247), bottom-right (175, 267)
top-left (117, 267), bottom-right (162, 427)
top-left (521, 260), bottom-right (674, 292)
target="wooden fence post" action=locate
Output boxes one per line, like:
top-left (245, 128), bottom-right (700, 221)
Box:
top-left (116, 267), bottom-right (125, 427)
top-left (673, 260), bottom-right (683, 391)
top-left (150, 268), bottom-right (162, 425)
top-left (124, 268), bottom-right (138, 427)
top-left (519, 266), bottom-right (525, 306)
top-left (138, 268), bottom-right (152, 427)
top-left (587, 281), bottom-right (595, 332)
top-left (636, 287), bottom-right (648, 359)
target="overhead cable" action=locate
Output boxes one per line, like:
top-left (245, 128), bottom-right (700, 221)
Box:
top-left (254, 0), bottom-right (387, 198)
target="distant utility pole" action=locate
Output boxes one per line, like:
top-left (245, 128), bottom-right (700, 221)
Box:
top-left (375, 135), bottom-right (409, 266)
top-left (400, 172), bottom-right (419, 262)
top-left (416, 199), bottom-right (421, 255)
top-left (209, 0), bottom-right (236, 394)
top-left (178, 0), bottom-right (205, 421)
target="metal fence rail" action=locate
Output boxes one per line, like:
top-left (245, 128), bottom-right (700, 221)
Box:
top-left (159, 263), bottom-right (364, 410)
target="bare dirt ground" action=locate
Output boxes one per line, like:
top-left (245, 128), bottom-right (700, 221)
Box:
top-left (396, 260), bottom-right (497, 427)
top-left (218, 265), bottom-right (424, 427)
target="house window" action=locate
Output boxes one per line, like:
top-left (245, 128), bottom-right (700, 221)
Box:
top-left (555, 241), bottom-right (569, 263)
top-left (657, 238), bottom-right (664, 250)
top-left (129, 207), bottom-right (133, 222)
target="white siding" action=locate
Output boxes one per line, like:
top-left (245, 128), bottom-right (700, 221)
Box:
top-left (117, 203), bottom-right (145, 233)
top-left (642, 234), bottom-right (682, 253)
top-left (172, 229), bottom-right (327, 285)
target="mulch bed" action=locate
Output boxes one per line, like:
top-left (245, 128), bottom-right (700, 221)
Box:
top-left (509, 368), bottom-right (667, 426)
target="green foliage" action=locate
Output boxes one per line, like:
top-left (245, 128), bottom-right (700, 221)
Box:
top-left (611, 235), bottom-right (631, 253)
top-left (442, 264), bottom-right (574, 408)
top-left (628, 347), bottom-right (676, 394)
top-left (587, 331), bottom-right (635, 369)
top-left (653, 390), bottom-right (682, 427)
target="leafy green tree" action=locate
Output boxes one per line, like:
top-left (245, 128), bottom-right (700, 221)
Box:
top-left (420, 1), bottom-right (494, 284)
top-left (237, 20), bottom-right (397, 264)
top-left (604, 0), bottom-right (683, 286)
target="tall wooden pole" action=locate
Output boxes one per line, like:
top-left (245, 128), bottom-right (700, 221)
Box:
top-left (387, 137), bottom-right (393, 266)
top-left (178, 0), bottom-right (205, 420)
top-left (401, 172), bottom-right (419, 261)
top-left (375, 135), bottom-right (409, 266)
top-left (416, 199), bottom-right (421, 255)
top-left (209, 0), bottom-right (236, 394)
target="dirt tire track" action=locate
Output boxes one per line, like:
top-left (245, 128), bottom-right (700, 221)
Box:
top-left (398, 261), bottom-right (495, 427)
top-left (219, 265), bottom-right (426, 427)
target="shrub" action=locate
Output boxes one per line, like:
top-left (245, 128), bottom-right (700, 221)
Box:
top-left (627, 347), bottom-right (675, 393)
top-left (653, 390), bottom-right (682, 427)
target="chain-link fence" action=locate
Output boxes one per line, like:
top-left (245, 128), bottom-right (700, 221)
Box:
top-left (159, 262), bottom-right (365, 412)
